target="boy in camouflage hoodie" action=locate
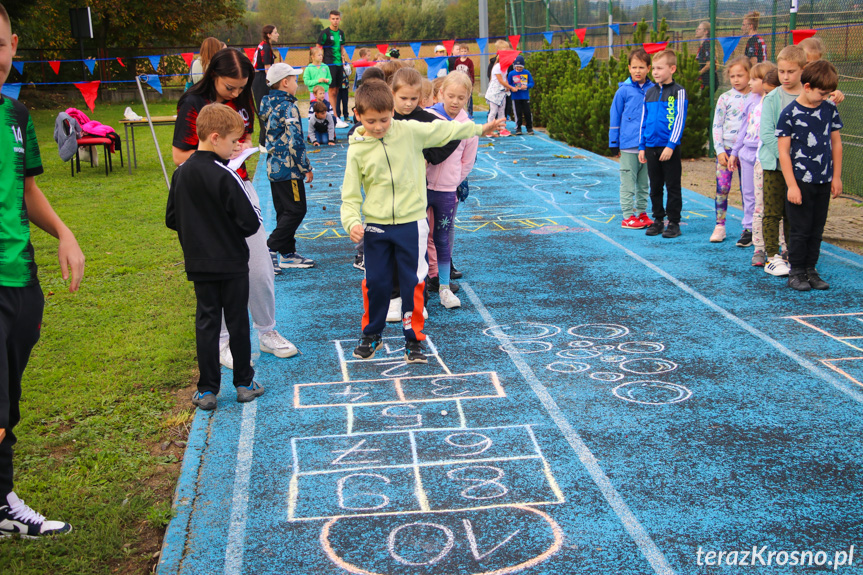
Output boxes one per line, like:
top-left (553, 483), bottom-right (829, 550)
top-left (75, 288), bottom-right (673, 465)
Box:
top-left (260, 63), bottom-right (316, 269)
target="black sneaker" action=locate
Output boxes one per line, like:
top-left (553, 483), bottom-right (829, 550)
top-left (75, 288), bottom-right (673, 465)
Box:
top-left (514, 127), bottom-right (523, 135)
top-left (736, 229), bottom-right (753, 247)
top-left (645, 221), bottom-right (664, 236)
top-left (662, 222), bottom-right (681, 238)
top-left (236, 381), bottom-right (265, 403)
top-left (353, 334), bottom-right (382, 359)
top-left (353, 254), bottom-right (365, 271)
top-left (527, 130), bottom-right (535, 135)
top-left (788, 273), bottom-right (812, 291)
top-left (806, 268), bottom-right (829, 290)
top-left (426, 276), bottom-right (459, 294)
top-left (404, 340), bottom-right (428, 364)
top-left (0, 492), bottom-right (72, 538)
top-left (192, 391), bottom-right (217, 411)
top-left (450, 262), bottom-right (463, 279)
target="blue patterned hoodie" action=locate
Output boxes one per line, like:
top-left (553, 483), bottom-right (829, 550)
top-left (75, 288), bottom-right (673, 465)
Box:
top-left (259, 90), bottom-right (311, 182)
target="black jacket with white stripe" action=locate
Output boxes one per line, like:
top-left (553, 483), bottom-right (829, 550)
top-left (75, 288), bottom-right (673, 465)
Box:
top-left (166, 151), bottom-right (261, 281)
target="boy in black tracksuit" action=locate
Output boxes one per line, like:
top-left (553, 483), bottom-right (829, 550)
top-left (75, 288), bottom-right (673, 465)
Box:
top-left (166, 103), bottom-right (263, 411)
top-left (638, 50), bottom-right (688, 239)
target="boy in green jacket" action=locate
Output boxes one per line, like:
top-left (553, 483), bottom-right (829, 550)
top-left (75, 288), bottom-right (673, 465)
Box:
top-left (341, 80), bottom-right (503, 363)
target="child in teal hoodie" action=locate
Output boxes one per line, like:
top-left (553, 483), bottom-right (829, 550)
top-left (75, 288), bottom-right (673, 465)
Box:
top-left (341, 80), bottom-right (503, 364)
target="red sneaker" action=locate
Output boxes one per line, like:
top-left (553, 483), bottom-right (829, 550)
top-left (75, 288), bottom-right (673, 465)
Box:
top-left (637, 212), bottom-right (653, 227)
top-left (621, 215), bottom-right (644, 229)
top-left (499, 129), bottom-right (512, 137)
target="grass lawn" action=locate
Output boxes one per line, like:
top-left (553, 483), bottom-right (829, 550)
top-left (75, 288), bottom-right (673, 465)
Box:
top-left (0, 97), bottom-right (211, 574)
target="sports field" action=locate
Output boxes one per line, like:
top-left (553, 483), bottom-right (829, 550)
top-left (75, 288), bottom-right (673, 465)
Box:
top-left (158, 119), bottom-right (863, 575)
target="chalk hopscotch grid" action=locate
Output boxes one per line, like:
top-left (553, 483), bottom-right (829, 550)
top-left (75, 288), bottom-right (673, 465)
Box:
top-left (786, 313), bottom-right (863, 387)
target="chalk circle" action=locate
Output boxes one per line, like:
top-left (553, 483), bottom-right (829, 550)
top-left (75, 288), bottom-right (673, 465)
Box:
top-left (619, 358), bottom-right (678, 375)
top-left (556, 348), bottom-right (601, 359)
top-left (499, 340), bottom-right (554, 354)
top-left (547, 361), bottom-right (591, 373)
top-left (590, 372), bottom-right (624, 382)
top-left (600, 355), bottom-right (627, 363)
top-left (568, 340), bottom-right (595, 348)
top-left (612, 381), bottom-right (692, 405)
top-left (483, 322), bottom-right (561, 340)
top-left (320, 504), bottom-right (563, 575)
top-left (617, 341), bottom-right (665, 354)
top-left (590, 345), bottom-right (615, 351)
top-left (567, 323), bottom-right (630, 340)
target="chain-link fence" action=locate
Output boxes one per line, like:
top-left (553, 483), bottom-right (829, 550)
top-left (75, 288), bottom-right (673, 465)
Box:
top-left (512, 0), bottom-right (863, 197)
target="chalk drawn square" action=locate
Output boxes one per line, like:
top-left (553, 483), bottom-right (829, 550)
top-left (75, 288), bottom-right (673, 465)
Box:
top-left (420, 458), bottom-right (564, 512)
top-left (291, 432), bottom-right (414, 474)
top-left (343, 356), bottom-right (448, 382)
top-left (289, 467), bottom-right (421, 521)
top-left (349, 401), bottom-right (457, 434)
top-left (294, 380), bottom-right (401, 408)
top-left (413, 425), bottom-right (539, 466)
top-left (398, 372), bottom-right (505, 402)
top-left (821, 357), bottom-right (863, 388)
top-left (788, 313), bottom-right (863, 341)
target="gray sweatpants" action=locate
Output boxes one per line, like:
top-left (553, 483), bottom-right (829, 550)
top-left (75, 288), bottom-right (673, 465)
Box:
top-left (220, 180), bottom-right (276, 343)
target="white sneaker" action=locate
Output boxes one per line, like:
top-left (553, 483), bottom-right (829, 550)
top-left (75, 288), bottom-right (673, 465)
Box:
top-left (219, 340), bottom-right (234, 370)
top-left (335, 118), bottom-right (350, 129)
top-left (709, 224), bottom-right (726, 243)
top-left (0, 492), bottom-right (72, 538)
top-left (259, 330), bottom-right (298, 358)
top-left (764, 254), bottom-right (790, 277)
top-left (423, 307), bottom-right (428, 319)
top-left (387, 297), bottom-right (402, 322)
top-left (439, 287), bottom-right (461, 309)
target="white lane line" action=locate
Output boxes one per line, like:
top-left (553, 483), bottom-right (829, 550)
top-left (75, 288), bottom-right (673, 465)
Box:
top-left (224, 400), bottom-right (258, 575)
top-left (462, 283), bottom-right (676, 575)
top-left (478, 152), bottom-right (863, 405)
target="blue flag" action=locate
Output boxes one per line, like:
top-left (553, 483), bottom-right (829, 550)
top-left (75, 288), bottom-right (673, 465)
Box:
top-left (142, 74), bottom-right (163, 94)
top-left (609, 24), bottom-right (620, 35)
top-left (717, 36), bottom-right (742, 64)
top-left (148, 55), bottom-right (161, 72)
top-left (12, 61), bottom-right (23, 75)
top-left (425, 56), bottom-right (448, 79)
top-left (278, 47), bottom-right (289, 61)
top-left (572, 47), bottom-right (594, 69)
top-left (543, 32), bottom-right (554, 45)
top-left (84, 59), bottom-right (96, 74)
top-left (344, 45), bottom-right (356, 60)
top-left (1, 83), bottom-right (21, 100)
top-left (476, 37), bottom-right (488, 55)
top-left (410, 42), bottom-right (423, 58)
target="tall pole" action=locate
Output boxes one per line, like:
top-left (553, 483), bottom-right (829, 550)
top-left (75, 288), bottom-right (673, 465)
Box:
top-left (546, 0), bottom-right (550, 34)
top-left (708, 0), bottom-right (717, 157)
top-left (479, 0), bottom-right (489, 92)
top-left (574, 0), bottom-right (579, 31)
top-left (521, 0), bottom-right (525, 38)
top-left (771, 0), bottom-right (778, 60)
top-left (652, 0), bottom-right (658, 34)
top-left (608, 0), bottom-right (613, 58)
top-left (789, 0), bottom-right (798, 43)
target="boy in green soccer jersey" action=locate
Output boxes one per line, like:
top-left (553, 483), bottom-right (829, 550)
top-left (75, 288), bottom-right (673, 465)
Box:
top-left (0, 2), bottom-right (85, 537)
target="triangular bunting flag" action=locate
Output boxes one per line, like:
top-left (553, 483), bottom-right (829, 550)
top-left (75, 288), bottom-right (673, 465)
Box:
top-left (74, 80), bottom-right (100, 112)
top-left (573, 47), bottom-right (594, 69)
top-left (243, 47), bottom-right (256, 62)
top-left (116, 57), bottom-right (125, 67)
top-left (12, 61), bottom-right (23, 75)
top-left (425, 56), bottom-right (449, 79)
top-left (84, 59), bottom-right (96, 74)
top-left (574, 28), bottom-right (586, 44)
top-left (344, 45), bottom-right (355, 60)
top-left (609, 23), bottom-right (620, 35)
top-left (442, 39), bottom-right (456, 55)
top-left (792, 29), bottom-right (817, 45)
top-left (148, 55), bottom-right (161, 72)
top-left (278, 47), bottom-right (289, 61)
top-left (181, 52), bottom-right (194, 68)
top-left (476, 38), bottom-right (488, 55)
top-left (376, 44), bottom-right (389, 55)
top-left (1, 83), bottom-right (21, 100)
top-left (543, 32), bottom-right (554, 45)
top-left (498, 49), bottom-right (520, 71)
top-left (717, 36), bottom-right (742, 63)
top-left (508, 35), bottom-right (521, 50)
top-left (643, 42), bottom-right (668, 54)
top-left (140, 74), bottom-right (163, 94)
top-left (410, 42), bottom-right (422, 57)
top-left (49, 61), bottom-right (61, 75)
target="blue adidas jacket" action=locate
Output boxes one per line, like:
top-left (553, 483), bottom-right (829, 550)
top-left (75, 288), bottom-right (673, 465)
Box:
top-left (259, 90), bottom-right (311, 182)
top-left (639, 81), bottom-right (688, 150)
top-left (609, 77), bottom-right (654, 150)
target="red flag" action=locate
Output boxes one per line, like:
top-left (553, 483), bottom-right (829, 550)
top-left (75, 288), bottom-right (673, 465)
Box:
top-left (74, 81), bottom-right (100, 112)
top-left (643, 42), bottom-right (668, 54)
top-left (792, 29), bottom-right (817, 45)
top-left (376, 44), bottom-right (389, 55)
top-left (508, 35), bottom-right (521, 50)
top-left (497, 49), bottom-right (521, 71)
top-left (574, 28), bottom-right (586, 44)
top-left (243, 47), bottom-right (256, 61)
top-left (49, 60), bottom-right (61, 75)
top-left (181, 52), bottom-right (194, 68)
top-left (442, 39), bottom-right (456, 55)
top-left (116, 57), bottom-right (126, 67)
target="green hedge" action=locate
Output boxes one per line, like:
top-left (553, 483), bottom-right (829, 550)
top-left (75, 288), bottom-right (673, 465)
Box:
top-left (527, 19), bottom-right (710, 159)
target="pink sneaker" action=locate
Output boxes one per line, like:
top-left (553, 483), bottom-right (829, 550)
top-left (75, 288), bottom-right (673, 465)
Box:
top-left (637, 212), bottom-right (653, 227)
top-left (499, 129), bottom-right (512, 137)
top-left (621, 215), bottom-right (645, 229)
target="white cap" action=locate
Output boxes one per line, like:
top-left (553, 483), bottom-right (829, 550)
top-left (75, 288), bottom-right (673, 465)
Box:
top-left (266, 63), bottom-right (300, 87)
top-left (434, 45), bottom-right (446, 52)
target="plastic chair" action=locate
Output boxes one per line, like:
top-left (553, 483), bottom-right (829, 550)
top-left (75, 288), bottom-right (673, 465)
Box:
top-left (73, 136), bottom-right (124, 177)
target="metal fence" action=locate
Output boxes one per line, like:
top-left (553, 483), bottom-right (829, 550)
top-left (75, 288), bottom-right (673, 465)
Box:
top-left (511, 0), bottom-right (863, 197)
